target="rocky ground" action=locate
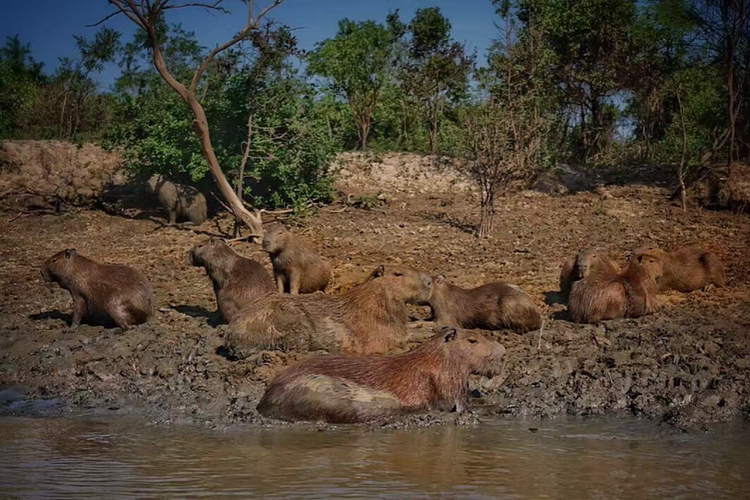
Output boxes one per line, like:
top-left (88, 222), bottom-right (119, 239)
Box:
top-left (1, 154), bottom-right (748, 430)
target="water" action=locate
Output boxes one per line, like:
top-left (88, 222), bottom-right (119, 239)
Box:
top-left (0, 415), bottom-right (748, 499)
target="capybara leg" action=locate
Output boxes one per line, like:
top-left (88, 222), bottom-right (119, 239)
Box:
top-left (702, 283), bottom-right (715, 292)
top-left (168, 209), bottom-right (177, 225)
top-left (71, 294), bottom-right (87, 329)
top-left (289, 269), bottom-right (301, 295)
top-left (275, 272), bottom-right (286, 294)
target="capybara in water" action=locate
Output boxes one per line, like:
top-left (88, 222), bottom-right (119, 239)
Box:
top-left (568, 253), bottom-right (663, 324)
top-left (41, 249), bottom-right (153, 330)
top-left (632, 241), bottom-right (726, 292)
top-left (422, 275), bottom-right (542, 333)
top-left (146, 174), bottom-right (207, 225)
top-left (256, 326), bottom-right (506, 423)
top-left (559, 248), bottom-right (620, 300)
top-left (262, 223), bottom-right (331, 294)
top-left (224, 265), bottom-right (433, 357)
top-left (189, 237), bottom-right (276, 323)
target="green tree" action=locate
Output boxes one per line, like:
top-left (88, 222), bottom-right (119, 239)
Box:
top-left (399, 7), bottom-right (473, 154)
top-left (308, 17), bottom-right (400, 150)
top-left (0, 36), bottom-right (45, 138)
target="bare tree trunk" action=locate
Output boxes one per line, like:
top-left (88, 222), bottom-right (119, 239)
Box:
top-left (478, 188), bottom-right (495, 238)
top-left (234, 114), bottom-right (254, 237)
top-left (676, 88), bottom-right (688, 211)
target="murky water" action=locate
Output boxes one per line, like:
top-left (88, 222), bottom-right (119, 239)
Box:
top-left (0, 415), bottom-right (748, 499)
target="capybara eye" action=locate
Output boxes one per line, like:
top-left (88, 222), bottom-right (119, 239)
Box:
top-left (394, 272), bottom-right (404, 277)
top-left (467, 338), bottom-right (478, 344)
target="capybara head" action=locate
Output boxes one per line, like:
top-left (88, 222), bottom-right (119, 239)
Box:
top-left (262, 223), bottom-right (287, 254)
top-left (630, 253), bottom-right (663, 284)
top-left (438, 327), bottom-right (506, 377)
top-left (368, 264), bottom-right (433, 303)
top-left (145, 174), bottom-right (164, 194)
top-left (189, 237), bottom-right (228, 267)
top-left (41, 248), bottom-right (78, 284)
top-left (575, 248), bottom-right (602, 279)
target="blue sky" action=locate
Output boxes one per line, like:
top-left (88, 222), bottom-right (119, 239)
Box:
top-left (0, 0), bottom-right (499, 90)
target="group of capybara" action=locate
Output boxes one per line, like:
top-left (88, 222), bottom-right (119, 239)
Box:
top-left (38, 178), bottom-right (728, 424)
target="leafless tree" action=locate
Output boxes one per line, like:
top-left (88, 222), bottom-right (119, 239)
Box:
top-left (93, 0), bottom-right (284, 238)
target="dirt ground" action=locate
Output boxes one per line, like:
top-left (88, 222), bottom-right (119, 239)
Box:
top-left (1, 155), bottom-right (749, 430)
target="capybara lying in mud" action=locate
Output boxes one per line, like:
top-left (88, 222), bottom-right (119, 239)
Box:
top-left (40, 249), bottom-right (154, 330)
top-left (189, 237), bottom-right (276, 323)
top-left (632, 241), bottom-right (726, 292)
top-left (422, 275), bottom-right (542, 333)
top-left (146, 174), bottom-right (207, 225)
top-left (224, 265), bottom-right (433, 358)
top-left (256, 327), bottom-right (506, 423)
top-left (559, 248), bottom-right (620, 300)
top-left (262, 223), bottom-right (331, 294)
top-left (568, 253), bottom-right (663, 324)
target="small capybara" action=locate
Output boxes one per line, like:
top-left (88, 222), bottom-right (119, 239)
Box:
top-left (256, 326), bottom-right (506, 423)
top-left (559, 248), bottom-right (620, 300)
top-left (262, 223), bottom-right (331, 294)
top-left (632, 241), bottom-right (726, 292)
top-left (224, 265), bottom-right (433, 357)
top-left (41, 249), bottom-right (154, 330)
top-left (568, 253), bottom-right (663, 324)
top-left (422, 275), bottom-right (542, 333)
top-left (146, 174), bottom-right (208, 225)
top-left (189, 237), bottom-right (276, 323)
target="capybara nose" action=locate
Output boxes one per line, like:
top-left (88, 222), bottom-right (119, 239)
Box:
top-left (421, 273), bottom-right (433, 288)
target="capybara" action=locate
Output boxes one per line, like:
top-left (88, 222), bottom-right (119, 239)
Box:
top-left (256, 326), bottom-right (506, 423)
top-left (224, 265), bottom-right (433, 357)
top-left (422, 275), bottom-right (542, 333)
top-left (568, 253), bottom-right (663, 324)
top-left (189, 237), bottom-right (276, 323)
top-left (146, 174), bottom-right (208, 225)
top-left (262, 223), bottom-right (331, 294)
top-left (632, 241), bottom-right (726, 292)
top-left (41, 249), bottom-right (154, 330)
top-left (559, 248), bottom-right (620, 300)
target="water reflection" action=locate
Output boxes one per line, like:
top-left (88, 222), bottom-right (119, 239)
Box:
top-left (0, 416), bottom-right (748, 498)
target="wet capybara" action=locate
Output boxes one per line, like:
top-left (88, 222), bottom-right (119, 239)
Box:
top-left (559, 248), bottom-right (620, 300)
top-left (568, 253), bottom-right (663, 324)
top-left (632, 241), bottom-right (726, 292)
top-left (422, 275), bottom-right (542, 333)
top-left (256, 326), bottom-right (506, 423)
top-left (146, 174), bottom-right (207, 225)
top-left (224, 265), bottom-right (433, 357)
top-left (262, 223), bottom-right (332, 294)
top-left (189, 237), bottom-right (276, 323)
top-left (41, 249), bottom-right (154, 330)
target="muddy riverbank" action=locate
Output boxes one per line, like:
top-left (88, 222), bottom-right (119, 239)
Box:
top-left (1, 163), bottom-right (748, 429)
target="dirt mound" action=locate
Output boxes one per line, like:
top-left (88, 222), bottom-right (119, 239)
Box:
top-left (333, 152), bottom-right (475, 196)
top-left (0, 141), bottom-right (127, 211)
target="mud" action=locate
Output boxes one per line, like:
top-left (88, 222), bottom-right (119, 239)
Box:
top-left (0, 163), bottom-right (749, 430)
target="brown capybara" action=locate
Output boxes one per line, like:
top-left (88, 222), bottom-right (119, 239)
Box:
top-left (559, 248), bottom-right (620, 300)
top-left (422, 275), bottom-right (542, 333)
top-left (262, 223), bottom-right (331, 294)
top-left (146, 174), bottom-right (207, 225)
top-left (224, 265), bottom-right (433, 358)
top-left (632, 241), bottom-right (726, 292)
top-left (256, 326), bottom-right (506, 423)
top-left (568, 253), bottom-right (663, 324)
top-left (189, 237), bottom-right (276, 323)
top-left (41, 249), bottom-right (154, 330)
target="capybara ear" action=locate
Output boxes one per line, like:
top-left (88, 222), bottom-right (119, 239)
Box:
top-left (435, 274), bottom-right (446, 284)
top-left (64, 249), bottom-right (76, 259)
top-left (209, 236), bottom-right (221, 245)
top-left (372, 265), bottom-right (385, 278)
top-left (442, 327), bottom-right (457, 342)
